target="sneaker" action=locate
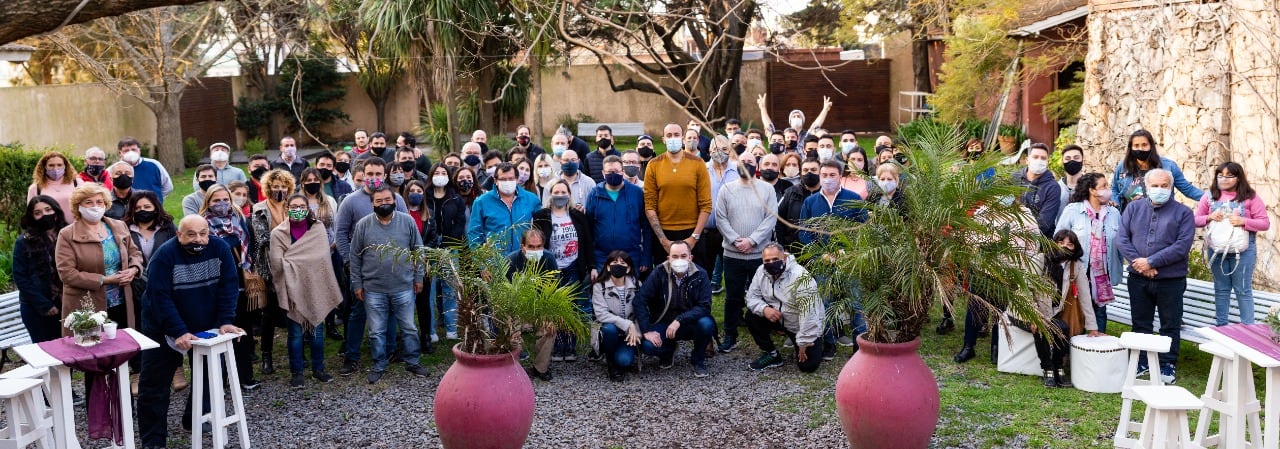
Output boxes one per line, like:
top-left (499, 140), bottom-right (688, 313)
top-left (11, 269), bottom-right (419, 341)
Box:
top-left (406, 364), bottom-right (430, 377)
top-left (1159, 363), bottom-right (1177, 384)
top-left (339, 360), bottom-right (358, 376)
top-left (587, 350), bottom-right (603, 363)
top-left (430, 333), bottom-right (440, 343)
top-left (445, 331), bottom-right (459, 340)
top-left (717, 335), bottom-right (738, 353)
top-left (563, 352), bottom-right (577, 362)
top-left (290, 373), bottom-right (305, 389)
top-left (712, 286), bottom-right (724, 295)
top-left (241, 378), bottom-right (261, 391)
top-left (750, 351), bottom-right (784, 371)
top-left (822, 344), bottom-right (836, 361)
top-left (524, 367), bottom-right (553, 381)
top-left (551, 353), bottom-right (564, 362)
top-left (367, 370), bottom-right (384, 384)
top-left (836, 336), bottom-right (855, 347)
top-left (313, 371), bottom-right (334, 383)
top-left (693, 363), bottom-right (709, 378)
top-left (658, 358), bottom-right (675, 370)
top-left (1135, 360), bottom-right (1150, 378)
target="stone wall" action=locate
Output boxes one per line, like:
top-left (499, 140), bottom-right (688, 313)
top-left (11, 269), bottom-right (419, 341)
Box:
top-left (1078, 0), bottom-right (1280, 286)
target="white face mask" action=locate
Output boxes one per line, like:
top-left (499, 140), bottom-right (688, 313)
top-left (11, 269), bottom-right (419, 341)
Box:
top-left (121, 151), bottom-right (141, 164)
top-left (1027, 159), bottom-right (1049, 175)
top-left (486, 167), bottom-right (497, 177)
top-left (79, 206), bottom-right (106, 223)
top-left (537, 167), bottom-right (552, 178)
top-left (820, 177), bottom-right (840, 193)
top-left (211, 151), bottom-right (229, 162)
top-left (497, 180), bottom-right (518, 195)
top-left (432, 175), bottom-right (450, 187)
top-left (818, 148), bottom-right (834, 161)
top-left (840, 142), bottom-right (856, 154)
top-left (669, 258), bottom-right (690, 274)
top-left (784, 166), bottom-right (800, 178)
top-left (747, 139), bottom-right (762, 150)
top-left (232, 196), bottom-right (247, 207)
top-left (525, 250), bottom-right (542, 262)
top-left (789, 117), bottom-right (804, 129)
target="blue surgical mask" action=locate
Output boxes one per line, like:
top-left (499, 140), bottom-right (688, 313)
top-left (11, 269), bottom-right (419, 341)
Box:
top-left (665, 138), bottom-right (684, 152)
top-left (1147, 187), bottom-right (1172, 205)
top-left (561, 161), bottom-right (580, 176)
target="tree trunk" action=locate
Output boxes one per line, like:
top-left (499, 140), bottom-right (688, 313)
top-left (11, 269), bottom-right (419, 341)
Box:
top-left (153, 94), bottom-right (185, 174)
top-left (531, 56), bottom-right (544, 143)
top-left (912, 36), bottom-right (932, 93)
top-left (372, 95), bottom-right (388, 133)
top-left (476, 62), bottom-right (497, 133)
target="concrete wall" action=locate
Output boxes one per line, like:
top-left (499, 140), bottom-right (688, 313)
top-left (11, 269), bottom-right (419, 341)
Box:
top-left (884, 30), bottom-right (920, 127)
top-left (0, 83), bottom-right (156, 154)
top-left (313, 75), bottom-right (421, 142)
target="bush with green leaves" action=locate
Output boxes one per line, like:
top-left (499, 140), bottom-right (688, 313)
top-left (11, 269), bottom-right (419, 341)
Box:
top-left (183, 137), bottom-right (202, 167)
top-left (243, 137), bottom-right (267, 156)
top-left (555, 113), bottom-right (596, 137)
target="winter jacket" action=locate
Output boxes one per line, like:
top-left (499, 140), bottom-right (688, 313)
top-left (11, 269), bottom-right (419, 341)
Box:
top-left (634, 262), bottom-right (712, 332)
top-left (1013, 167), bottom-right (1062, 239)
top-left (776, 184), bottom-right (818, 253)
top-left (592, 277), bottom-right (639, 332)
top-left (430, 188), bottom-right (469, 247)
top-left (467, 188), bottom-right (541, 255)
top-left (584, 183), bottom-right (651, 270)
top-left (584, 148), bottom-right (620, 182)
top-left (745, 259), bottom-right (824, 346)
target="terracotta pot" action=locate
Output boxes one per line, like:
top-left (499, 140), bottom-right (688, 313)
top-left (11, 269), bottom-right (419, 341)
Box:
top-left (997, 135), bottom-right (1017, 154)
top-left (835, 336), bottom-right (939, 449)
top-left (434, 345), bottom-right (535, 449)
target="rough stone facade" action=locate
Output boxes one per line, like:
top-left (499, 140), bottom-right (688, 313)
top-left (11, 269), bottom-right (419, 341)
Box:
top-left (1078, 0), bottom-right (1280, 287)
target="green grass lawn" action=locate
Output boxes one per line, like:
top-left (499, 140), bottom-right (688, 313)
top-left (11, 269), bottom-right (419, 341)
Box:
top-left (162, 168), bottom-right (196, 219)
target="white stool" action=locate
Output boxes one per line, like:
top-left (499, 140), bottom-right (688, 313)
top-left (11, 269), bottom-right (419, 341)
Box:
top-left (1131, 385), bottom-right (1204, 449)
top-left (1193, 342), bottom-right (1262, 448)
top-left (189, 333), bottom-right (251, 449)
top-left (995, 313), bottom-right (1042, 376)
top-left (0, 365), bottom-right (52, 428)
top-left (1116, 332), bottom-right (1173, 448)
top-left (0, 377), bottom-right (54, 449)
top-left (1070, 335), bottom-right (1127, 393)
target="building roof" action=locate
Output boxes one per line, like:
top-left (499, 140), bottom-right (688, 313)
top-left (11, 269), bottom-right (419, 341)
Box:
top-left (1011, 0), bottom-right (1088, 36)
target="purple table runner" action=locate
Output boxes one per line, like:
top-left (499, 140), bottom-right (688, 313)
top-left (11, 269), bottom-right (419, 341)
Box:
top-left (1214, 323), bottom-right (1280, 362)
top-left (37, 331), bottom-right (141, 445)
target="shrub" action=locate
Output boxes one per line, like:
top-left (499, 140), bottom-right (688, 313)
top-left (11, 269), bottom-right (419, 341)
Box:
top-left (0, 221), bottom-right (15, 292)
top-left (489, 135), bottom-right (517, 154)
top-left (896, 118), bottom-right (957, 147)
top-left (243, 137), bottom-right (266, 156)
top-left (555, 113), bottom-right (596, 137)
top-left (183, 137), bottom-right (202, 167)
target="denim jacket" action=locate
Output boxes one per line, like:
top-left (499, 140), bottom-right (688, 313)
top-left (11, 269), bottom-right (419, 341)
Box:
top-left (1055, 201), bottom-right (1123, 286)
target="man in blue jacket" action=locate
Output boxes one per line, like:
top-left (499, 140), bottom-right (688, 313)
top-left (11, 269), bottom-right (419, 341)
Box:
top-left (585, 156), bottom-right (651, 277)
top-left (798, 160), bottom-right (866, 359)
top-left (1016, 143), bottom-right (1062, 238)
top-left (634, 241), bottom-right (716, 378)
top-left (138, 215), bottom-right (244, 448)
top-left (468, 163), bottom-right (541, 254)
top-left (1116, 168), bottom-right (1195, 384)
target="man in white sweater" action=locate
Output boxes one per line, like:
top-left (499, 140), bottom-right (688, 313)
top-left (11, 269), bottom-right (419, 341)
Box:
top-left (745, 243), bottom-right (825, 372)
top-left (713, 167), bottom-right (778, 353)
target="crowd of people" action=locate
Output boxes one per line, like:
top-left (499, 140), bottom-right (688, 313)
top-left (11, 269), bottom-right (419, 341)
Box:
top-left (10, 106), bottom-right (1272, 445)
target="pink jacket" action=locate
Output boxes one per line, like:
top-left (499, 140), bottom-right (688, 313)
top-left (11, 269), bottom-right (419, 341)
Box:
top-left (1194, 190), bottom-right (1270, 232)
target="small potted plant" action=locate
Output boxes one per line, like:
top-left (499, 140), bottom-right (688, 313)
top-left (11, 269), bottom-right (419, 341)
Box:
top-left (375, 239), bottom-right (586, 449)
top-left (1262, 305), bottom-right (1280, 343)
top-left (63, 299), bottom-right (109, 347)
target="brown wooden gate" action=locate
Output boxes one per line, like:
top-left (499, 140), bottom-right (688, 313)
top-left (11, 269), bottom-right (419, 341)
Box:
top-left (766, 58), bottom-right (891, 133)
top-left (179, 77), bottom-right (237, 150)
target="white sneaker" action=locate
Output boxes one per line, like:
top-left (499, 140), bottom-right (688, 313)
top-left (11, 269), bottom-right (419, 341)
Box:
top-left (430, 333), bottom-right (440, 343)
top-left (446, 331), bottom-right (458, 340)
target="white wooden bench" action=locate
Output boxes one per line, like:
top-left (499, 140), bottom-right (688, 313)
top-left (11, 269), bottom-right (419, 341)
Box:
top-left (577, 122), bottom-right (646, 137)
top-left (1109, 273), bottom-right (1280, 344)
top-left (0, 292), bottom-right (31, 371)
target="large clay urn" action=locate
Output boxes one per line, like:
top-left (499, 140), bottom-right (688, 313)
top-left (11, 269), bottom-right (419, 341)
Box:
top-left (834, 336), bottom-right (940, 448)
top-left (434, 345), bottom-right (535, 449)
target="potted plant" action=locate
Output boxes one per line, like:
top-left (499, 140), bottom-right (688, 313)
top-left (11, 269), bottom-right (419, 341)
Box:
top-left (797, 124), bottom-right (1055, 448)
top-left (377, 239), bottom-right (587, 449)
top-left (64, 298), bottom-right (110, 347)
top-left (996, 124), bottom-right (1022, 154)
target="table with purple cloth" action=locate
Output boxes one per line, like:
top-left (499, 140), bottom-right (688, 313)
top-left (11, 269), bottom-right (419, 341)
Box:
top-left (1199, 324), bottom-right (1280, 449)
top-left (12, 328), bottom-right (159, 449)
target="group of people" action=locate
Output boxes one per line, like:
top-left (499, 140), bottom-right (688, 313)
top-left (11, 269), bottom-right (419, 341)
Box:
top-left (10, 107), bottom-right (1271, 445)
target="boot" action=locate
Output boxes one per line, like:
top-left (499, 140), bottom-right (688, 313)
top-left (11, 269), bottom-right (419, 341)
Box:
top-left (1042, 370), bottom-right (1056, 388)
top-left (1054, 369), bottom-right (1072, 388)
top-left (171, 368), bottom-right (189, 391)
top-left (935, 317), bottom-right (955, 335)
top-left (260, 357), bottom-right (275, 375)
top-left (990, 342), bottom-right (999, 364)
top-left (953, 346), bottom-right (976, 363)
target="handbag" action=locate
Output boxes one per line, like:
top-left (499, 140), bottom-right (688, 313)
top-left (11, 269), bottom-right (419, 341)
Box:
top-left (1206, 218), bottom-right (1248, 254)
top-left (242, 269), bottom-right (268, 311)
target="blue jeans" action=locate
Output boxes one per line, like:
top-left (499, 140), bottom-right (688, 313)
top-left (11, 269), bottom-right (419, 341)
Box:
top-left (821, 276), bottom-right (866, 346)
top-left (599, 323), bottom-right (637, 368)
top-left (1210, 236), bottom-right (1258, 325)
top-left (640, 316), bottom-right (716, 366)
top-left (432, 277), bottom-right (458, 334)
top-left (365, 290), bottom-right (422, 372)
top-left (1094, 304), bottom-right (1109, 334)
top-left (555, 269), bottom-right (591, 354)
top-left (344, 294), bottom-right (396, 363)
top-left (287, 320), bottom-right (326, 373)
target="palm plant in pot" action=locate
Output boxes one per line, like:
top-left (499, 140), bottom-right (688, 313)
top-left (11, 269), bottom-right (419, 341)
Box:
top-left (796, 125), bottom-right (1056, 448)
top-left (376, 238), bottom-right (587, 449)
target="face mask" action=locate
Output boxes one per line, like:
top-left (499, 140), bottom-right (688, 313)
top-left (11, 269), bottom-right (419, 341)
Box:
top-left (181, 242), bottom-right (206, 255)
top-left (805, 149), bottom-right (818, 160)
top-left (820, 177), bottom-right (840, 193)
top-left (598, 138), bottom-right (612, 149)
top-left (711, 152), bottom-right (729, 164)
top-left (1093, 188), bottom-right (1112, 203)
top-left (374, 203), bottom-right (396, 217)
top-left (763, 259), bottom-right (786, 277)
top-left (232, 196), bottom-right (247, 207)
top-left (198, 180), bottom-right (216, 192)
top-left (367, 177), bottom-right (384, 189)
top-left (684, 140), bottom-right (698, 151)
top-left (318, 168), bottom-right (334, 180)
top-left (335, 161), bottom-right (351, 173)
top-left (817, 148), bottom-right (834, 161)
top-left (623, 166), bottom-right (640, 178)
top-left (371, 146), bottom-right (387, 158)
top-left (400, 161), bottom-right (416, 174)
top-left (389, 173), bottom-right (406, 186)
top-left (121, 151), bottom-right (141, 164)
top-left (802, 172), bottom-right (820, 188)
top-left (113, 174), bottom-right (133, 189)
top-left (894, 153), bottom-right (909, 165)
top-left (550, 195), bottom-right (570, 208)
top-left (407, 193), bottom-right (424, 206)
top-left (789, 117), bottom-right (804, 129)
top-left (518, 171), bottom-right (530, 183)
top-left (561, 161), bottom-right (580, 176)
top-left (552, 145), bottom-right (567, 157)
top-left (516, 135), bottom-right (530, 146)
top-left (840, 142), bottom-right (856, 154)
top-left (733, 144), bottom-right (746, 155)
top-left (537, 167), bottom-right (553, 179)
top-left (878, 179), bottom-right (898, 194)
top-left (747, 139), bottom-right (762, 150)
top-left (211, 151), bottom-right (229, 163)
top-left (484, 167), bottom-right (497, 178)
top-left (79, 206), bottom-right (106, 223)
top-left (665, 138), bottom-right (684, 153)
top-left (283, 147), bottom-right (298, 159)
top-left (785, 166), bottom-right (800, 178)
top-left (46, 168), bottom-right (64, 181)
top-left (458, 180), bottom-right (474, 192)
top-left (35, 214), bottom-right (58, 230)
top-left (1027, 159), bottom-right (1049, 175)
top-left (303, 183), bottom-right (321, 195)
top-left (133, 209), bottom-right (157, 223)
top-left (210, 201), bottom-right (232, 216)
top-left (608, 264), bottom-right (629, 278)
top-left (464, 155), bottom-right (481, 167)
top-left (1217, 177), bottom-right (1237, 190)
top-left (424, 175), bottom-right (447, 188)
top-left (1063, 160), bottom-right (1083, 176)
top-left (760, 169), bottom-right (779, 182)
top-left (1130, 149), bottom-right (1150, 160)
top-left (669, 259), bottom-right (690, 274)
top-left (605, 172), bottom-right (624, 187)
top-left (851, 159), bottom-right (866, 171)
top-left (288, 209), bottom-right (308, 222)
top-left (637, 146), bottom-right (655, 158)
top-left (525, 250), bottom-right (543, 262)
top-left (769, 143), bottom-right (784, 154)
top-left (740, 163), bottom-right (756, 178)
top-left (85, 165), bottom-right (105, 178)
top-left (497, 180), bottom-right (518, 195)
top-left (1147, 187), bottom-right (1172, 205)
top-left (271, 190), bottom-right (288, 202)
top-left (251, 167), bottom-right (268, 180)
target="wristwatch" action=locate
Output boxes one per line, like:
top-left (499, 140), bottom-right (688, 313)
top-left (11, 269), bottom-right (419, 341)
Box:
top-left (691, 233), bottom-right (701, 240)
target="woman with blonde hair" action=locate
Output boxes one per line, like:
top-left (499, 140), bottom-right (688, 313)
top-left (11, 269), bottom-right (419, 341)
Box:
top-left (533, 154), bottom-right (560, 200)
top-left (28, 150), bottom-right (81, 222)
top-left (249, 169), bottom-right (296, 375)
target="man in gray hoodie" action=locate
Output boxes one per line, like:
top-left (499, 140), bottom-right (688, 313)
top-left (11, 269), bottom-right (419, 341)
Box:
top-left (744, 243), bottom-right (825, 372)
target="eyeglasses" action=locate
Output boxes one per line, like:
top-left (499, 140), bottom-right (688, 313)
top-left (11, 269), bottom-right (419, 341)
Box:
top-left (1217, 175), bottom-right (1237, 179)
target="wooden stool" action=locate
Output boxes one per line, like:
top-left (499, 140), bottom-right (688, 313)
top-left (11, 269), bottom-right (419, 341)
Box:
top-left (1116, 332), bottom-right (1172, 448)
top-left (1131, 385), bottom-right (1204, 449)
top-left (190, 333), bottom-right (251, 449)
top-left (0, 377), bottom-right (54, 449)
top-left (1193, 341), bottom-right (1262, 448)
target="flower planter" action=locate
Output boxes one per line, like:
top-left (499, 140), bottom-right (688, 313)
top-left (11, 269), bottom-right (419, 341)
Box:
top-left (434, 345), bottom-right (535, 449)
top-left (73, 326), bottom-right (102, 347)
top-left (835, 336), bottom-right (939, 449)
top-left (997, 135), bottom-right (1017, 154)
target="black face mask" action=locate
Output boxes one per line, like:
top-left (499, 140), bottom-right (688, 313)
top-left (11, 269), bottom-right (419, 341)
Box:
top-left (1063, 160), bottom-right (1084, 176)
top-left (597, 138), bottom-right (612, 149)
top-left (760, 169), bottom-right (779, 182)
top-left (198, 180), bottom-right (216, 192)
top-left (769, 143), bottom-right (784, 154)
top-left (805, 149), bottom-right (818, 160)
top-left (318, 168), bottom-right (334, 180)
top-left (251, 167), bottom-right (268, 180)
top-left (133, 209), bottom-right (157, 224)
top-left (802, 173), bottom-right (820, 188)
top-left (400, 161), bottom-right (417, 173)
top-left (623, 166), bottom-right (640, 178)
top-left (894, 153), bottom-right (909, 164)
top-left (181, 242), bottom-right (206, 255)
top-left (113, 174), bottom-right (133, 189)
top-left (335, 161), bottom-right (351, 174)
top-left (85, 164), bottom-right (105, 178)
top-left (374, 203), bottom-right (396, 218)
top-left (763, 259), bottom-right (786, 277)
top-left (740, 163), bottom-right (756, 178)
top-left (35, 214), bottom-right (58, 230)
top-left (637, 146), bottom-right (655, 159)
top-left (373, 146), bottom-right (390, 157)
top-left (271, 190), bottom-right (288, 202)
top-left (303, 183), bottom-right (322, 195)
top-left (1051, 244), bottom-right (1084, 263)
top-left (733, 144), bottom-right (746, 155)
top-left (1130, 149), bottom-right (1150, 161)
top-left (608, 264), bottom-right (629, 278)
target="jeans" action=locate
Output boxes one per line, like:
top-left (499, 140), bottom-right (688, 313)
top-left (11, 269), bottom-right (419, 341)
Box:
top-left (653, 229), bottom-right (709, 274)
top-left (599, 323), bottom-right (637, 369)
top-left (365, 290), bottom-right (421, 372)
top-left (1094, 304), bottom-right (1109, 334)
top-left (287, 320), bottom-right (326, 374)
top-left (344, 292), bottom-right (397, 363)
top-left (137, 341), bottom-right (212, 448)
top-left (722, 257), bottom-right (762, 340)
top-left (820, 275), bottom-right (866, 346)
top-left (555, 269), bottom-right (591, 355)
top-left (1128, 275), bottom-right (1187, 366)
top-left (432, 277), bottom-right (459, 334)
top-left (233, 295), bottom-right (259, 382)
top-left (745, 313), bottom-right (823, 372)
top-left (640, 316), bottom-right (716, 366)
top-left (1032, 317), bottom-right (1070, 370)
top-left (1210, 236), bottom-right (1258, 325)
top-left (19, 302), bottom-right (61, 343)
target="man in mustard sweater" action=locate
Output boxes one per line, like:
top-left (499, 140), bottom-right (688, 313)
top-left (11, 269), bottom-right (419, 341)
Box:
top-left (643, 123), bottom-right (713, 269)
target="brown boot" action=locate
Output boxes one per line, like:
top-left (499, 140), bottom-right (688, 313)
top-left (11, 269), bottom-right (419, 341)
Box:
top-left (172, 367), bottom-right (189, 391)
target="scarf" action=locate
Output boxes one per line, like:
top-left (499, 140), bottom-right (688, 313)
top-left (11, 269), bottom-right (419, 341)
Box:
top-left (271, 222), bottom-right (343, 331)
top-left (266, 199), bottom-right (287, 230)
top-left (205, 211), bottom-right (247, 259)
top-left (1085, 205), bottom-right (1115, 304)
